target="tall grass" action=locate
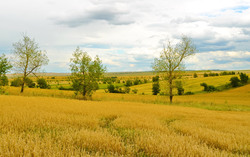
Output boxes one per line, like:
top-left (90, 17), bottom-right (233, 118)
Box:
top-left (5, 84), bottom-right (250, 111)
top-left (0, 95), bottom-right (249, 156)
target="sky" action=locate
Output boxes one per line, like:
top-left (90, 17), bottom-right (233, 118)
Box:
top-left (0, 0), bottom-right (250, 73)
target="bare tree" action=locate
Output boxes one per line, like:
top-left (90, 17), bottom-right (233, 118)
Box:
top-left (12, 35), bottom-right (49, 93)
top-left (153, 36), bottom-right (197, 103)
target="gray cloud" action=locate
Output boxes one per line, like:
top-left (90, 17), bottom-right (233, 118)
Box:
top-left (54, 8), bottom-right (134, 27)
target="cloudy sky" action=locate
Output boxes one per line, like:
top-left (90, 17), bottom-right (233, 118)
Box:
top-left (0, 0), bottom-right (250, 72)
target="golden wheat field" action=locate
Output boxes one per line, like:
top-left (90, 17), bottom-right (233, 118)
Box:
top-left (0, 95), bottom-right (249, 156)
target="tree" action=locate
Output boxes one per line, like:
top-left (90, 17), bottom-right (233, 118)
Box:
top-left (175, 81), bottom-right (184, 95)
top-left (239, 73), bottom-right (248, 84)
top-left (12, 35), bottom-right (49, 93)
top-left (153, 36), bottom-right (196, 103)
top-left (37, 78), bottom-right (48, 89)
top-left (193, 73), bottom-right (198, 78)
top-left (230, 76), bottom-right (240, 87)
top-left (70, 47), bottom-right (106, 99)
top-left (0, 54), bottom-right (12, 93)
top-left (25, 77), bottom-right (35, 88)
top-left (152, 76), bottom-right (160, 95)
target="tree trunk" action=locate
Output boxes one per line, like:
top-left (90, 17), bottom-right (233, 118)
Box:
top-left (169, 78), bottom-right (173, 104)
top-left (170, 95), bottom-right (173, 103)
top-left (21, 82), bottom-right (25, 93)
top-left (21, 76), bottom-right (26, 93)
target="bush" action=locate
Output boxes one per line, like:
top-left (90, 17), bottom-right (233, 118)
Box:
top-left (207, 85), bottom-right (216, 92)
top-left (133, 79), bottom-right (140, 85)
top-left (152, 82), bottom-right (160, 95)
top-left (220, 71), bottom-right (235, 76)
top-left (200, 82), bottom-right (208, 91)
top-left (124, 87), bottom-right (130, 94)
top-left (185, 91), bottom-right (194, 95)
top-left (125, 80), bottom-right (132, 87)
top-left (204, 73), bottom-right (208, 77)
top-left (132, 89), bottom-right (138, 94)
top-left (230, 77), bottom-right (241, 87)
top-left (177, 87), bottom-right (184, 95)
top-left (200, 82), bottom-right (216, 92)
top-left (25, 77), bottom-right (35, 88)
top-left (152, 76), bottom-right (159, 82)
top-left (0, 75), bottom-right (8, 86)
top-left (107, 84), bottom-right (116, 93)
top-left (193, 73), bottom-right (198, 78)
top-left (11, 78), bottom-right (22, 87)
top-left (175, 81), bottom-right (184, 95)
top-left (239, 73), bottom-right (248, 84)
top-left (37, 78), bottom-right (48, 89)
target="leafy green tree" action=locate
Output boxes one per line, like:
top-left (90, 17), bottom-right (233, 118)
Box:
top-left (0, 75), bottom-right (9, 86)
top-left (239, 73), bottom-right (248, 84)
top-left (25, 78), bottom-right (35, 88)
top-left (152, 75), bottom-right (160, 95)
top-left (153, 36), bottom-right (196, 103)
top-left (0, 54), bottom-right (12, 93)
top-left (152, 82), bottom-right (160, 95)
top-left (193, 73), bottom-right (198, 78)
top-left (230, 77), bottom-right (241, 87)
top-left (175, 81), bottom-right (184, 95)
top-left (125, 80), bottom-right (133, 87)
top-left (70, 47), bottom-right (106, 99)
top-left (37, 78), bottom-right (48, 89)
top-left (12, 35), bottom-right (49, 93)
top-left (107, 84), bottom-right (116, 93)
top-left (200, 82), bottom-right (216, 92)
top-left (11, 78), bottom-right (23, 87)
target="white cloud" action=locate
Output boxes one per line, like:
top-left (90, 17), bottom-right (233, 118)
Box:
top-left (0, 0), bottom-right (250, 72)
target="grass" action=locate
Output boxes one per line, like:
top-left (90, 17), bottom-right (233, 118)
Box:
top-left (130, 75), bottom-right (234, 95)
top-left (1, 71), bottom-right (250, 156)
top-left (4, 83), bottom-right (250, 111)
top-left (0, 95), bottom-right (249, 156)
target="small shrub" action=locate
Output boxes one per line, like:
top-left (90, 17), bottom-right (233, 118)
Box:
top-left (0, 75), bottom-right (8, 86)
top-left (25, 77), bottom-right (35, 88)
top-left (177, 87), bottom-right (184, 95)
top-left (200, 83), bottom-right (216, 92)
top-left (107, 84), bottom-right (116, 93)
top-left (152, 82), bottom-right (160, 95)
top-left (37, 78), bottom-right (48, 89)
top-left (239, 73), bottom-right (248, 84)
top-left (185, 91), bottom-right (194, 95)
top-left (200, 82), bottom-right (208, 91)
top-left (230, 76), bottom-right (241, 87)
top-left (132, 89), bottom-right (138, 94)
top-left (204, 73), bottom-right (208, 77)
top-left (124, 87), bottom-right (130, 94)
top-left (11, 78), bottom-right (22, 87)
top-left (152, 76), bottom-right (159, 82)
top-left (133, 79), bottom-right (140, 85)
top-left (193, 73), bottom-right (198, 78)
top-left (125, 80), bottom-right (132, 87)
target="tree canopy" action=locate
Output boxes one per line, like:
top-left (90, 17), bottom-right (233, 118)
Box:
top-left (70, 47), bottom-right (106, 99)
top-left (153, 36), bottom-right (197, 103)
top-left (12, 35), bottom-right (49, 92)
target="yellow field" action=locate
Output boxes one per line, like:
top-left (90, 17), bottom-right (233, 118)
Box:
top-left (4, 83), bottom-right (250, 111)
top-left (0, 95), bottom-right (249, 156)
top-left (130, 75), bottom-right (234, 95)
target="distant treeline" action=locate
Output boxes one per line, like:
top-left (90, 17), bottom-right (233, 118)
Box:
top-left (203, 71), bottom-right (235, 77)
